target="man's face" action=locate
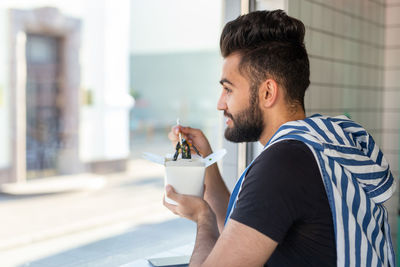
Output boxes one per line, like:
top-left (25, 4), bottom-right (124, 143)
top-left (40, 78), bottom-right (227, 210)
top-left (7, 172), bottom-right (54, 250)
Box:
top-left (217, 54), bottom-right (264, 143)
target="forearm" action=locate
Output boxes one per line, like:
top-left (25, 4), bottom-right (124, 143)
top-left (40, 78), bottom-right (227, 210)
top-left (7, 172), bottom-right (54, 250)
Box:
top-left (203, 163), bottom-right (230, 232)
top-left (189, 209), bottom-right (219, 267)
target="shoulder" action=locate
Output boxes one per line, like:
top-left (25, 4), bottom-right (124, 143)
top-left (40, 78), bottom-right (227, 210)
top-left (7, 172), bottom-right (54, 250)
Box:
top-left (247, 139), bottom-right (317, 183)
top-left (256, 139), bottom-right (314, 164)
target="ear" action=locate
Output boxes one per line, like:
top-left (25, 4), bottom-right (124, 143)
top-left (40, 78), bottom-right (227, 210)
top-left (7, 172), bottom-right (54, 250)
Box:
top-left (259, 79), bottom-right (279, 108)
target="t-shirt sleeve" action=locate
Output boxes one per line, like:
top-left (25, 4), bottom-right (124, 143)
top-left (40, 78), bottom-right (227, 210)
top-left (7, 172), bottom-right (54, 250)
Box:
top-left (229, 140), bottom-right (317, 243)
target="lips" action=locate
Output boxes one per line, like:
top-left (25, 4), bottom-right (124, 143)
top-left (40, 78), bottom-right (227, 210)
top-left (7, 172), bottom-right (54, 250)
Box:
top-left (224, 111), bottom-right (233, 126)
top-left (224, 111), bottom-right (233, 120)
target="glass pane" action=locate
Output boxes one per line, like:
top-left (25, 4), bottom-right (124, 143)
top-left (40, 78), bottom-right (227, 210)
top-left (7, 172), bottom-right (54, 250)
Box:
top-left (0, 1), bottom-right (224, 266)
top-left (129, 1), bottom-right (224, 158)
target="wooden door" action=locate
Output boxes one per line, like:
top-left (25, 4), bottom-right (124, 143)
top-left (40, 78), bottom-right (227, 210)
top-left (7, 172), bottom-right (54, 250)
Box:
top-left (25, 34), bottom-right (62, 179)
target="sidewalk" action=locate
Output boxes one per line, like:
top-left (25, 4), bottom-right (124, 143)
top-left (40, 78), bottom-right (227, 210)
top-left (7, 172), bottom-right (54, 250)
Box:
top-left (0, 159), bottom-right (196, 267)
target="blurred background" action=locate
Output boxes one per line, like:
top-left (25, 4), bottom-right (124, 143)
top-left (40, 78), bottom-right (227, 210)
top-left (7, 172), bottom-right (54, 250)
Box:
top-left (0, 0), bottom-right (398, 266)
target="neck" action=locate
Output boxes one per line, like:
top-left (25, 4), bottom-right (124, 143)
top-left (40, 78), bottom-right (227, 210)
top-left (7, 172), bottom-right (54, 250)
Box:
top-left (258, 107), bottom-right (306, 146)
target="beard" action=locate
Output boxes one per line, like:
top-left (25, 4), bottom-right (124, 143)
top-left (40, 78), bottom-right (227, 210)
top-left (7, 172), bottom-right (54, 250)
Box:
top-left (224, 96), bottom-right (264, 143)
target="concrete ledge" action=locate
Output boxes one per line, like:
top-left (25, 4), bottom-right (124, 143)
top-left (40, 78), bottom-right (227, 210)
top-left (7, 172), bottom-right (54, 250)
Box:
top-left (85, 159), bottom-right (128, 174)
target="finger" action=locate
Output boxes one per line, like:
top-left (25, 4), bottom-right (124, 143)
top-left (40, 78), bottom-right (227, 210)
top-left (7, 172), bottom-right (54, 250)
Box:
top-left (189, 147), bottom-right (199, 155)
top-left (168, 125), bottom-right (181, 137)
top-left (163, 196), bottom-right (178, 214)
top-left (191, 144), bottom-right (201, 156)
top-left (180, 126), bottom-right (198, 135)
top-left (186, 135), bottom-right (195, 142)
top-left (173, 125), bottom-right (182, 135)
top-left (168, 131), bottom-right (178, 142)
top-left (173, 126), bottom-right (190, 141)
top-left (165, 184), bottom-right (180, 202)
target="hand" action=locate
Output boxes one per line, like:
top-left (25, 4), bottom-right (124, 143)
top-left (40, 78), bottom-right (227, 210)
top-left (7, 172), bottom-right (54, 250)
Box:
top-left (168, 126), bottom-right (213, 157)
top-left (163, 184), bottom-right (213, 223)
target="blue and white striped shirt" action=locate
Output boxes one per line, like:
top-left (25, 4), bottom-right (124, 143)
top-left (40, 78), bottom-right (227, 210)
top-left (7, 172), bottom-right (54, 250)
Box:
top-left (225, 114), bottom-right (396, 267)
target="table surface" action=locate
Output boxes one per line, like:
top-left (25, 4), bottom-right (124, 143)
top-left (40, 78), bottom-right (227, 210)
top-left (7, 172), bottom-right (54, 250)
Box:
top-left (120, 243), bottom-right (194, 267)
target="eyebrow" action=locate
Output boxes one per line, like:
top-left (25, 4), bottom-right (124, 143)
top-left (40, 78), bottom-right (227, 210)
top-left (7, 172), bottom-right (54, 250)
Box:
top-left (219, 78), bottom-right (234, 86)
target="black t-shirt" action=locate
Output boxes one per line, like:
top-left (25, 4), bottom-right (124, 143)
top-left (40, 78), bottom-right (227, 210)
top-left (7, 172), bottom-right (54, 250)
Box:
top-left (230, 140), bottom-right (336, 267)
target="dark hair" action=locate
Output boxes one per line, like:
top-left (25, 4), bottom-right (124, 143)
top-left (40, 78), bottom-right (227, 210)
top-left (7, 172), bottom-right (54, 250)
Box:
top-left (220, 10), bottom-right (310, 110)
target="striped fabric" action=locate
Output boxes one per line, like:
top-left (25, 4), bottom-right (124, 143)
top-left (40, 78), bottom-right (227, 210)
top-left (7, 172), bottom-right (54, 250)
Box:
top-left (225, 114), bottom-right (396, 266)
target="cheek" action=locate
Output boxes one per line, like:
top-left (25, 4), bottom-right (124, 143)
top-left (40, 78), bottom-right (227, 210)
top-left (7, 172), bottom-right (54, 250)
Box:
top-left (226, 95), bottom-right (237, 110)
top-left (229, 95), bottom-right (247, 113)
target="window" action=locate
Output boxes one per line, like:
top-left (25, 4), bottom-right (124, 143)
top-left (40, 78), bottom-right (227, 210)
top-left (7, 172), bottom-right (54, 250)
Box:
top-left (0, 0), bottom-right (224, 265)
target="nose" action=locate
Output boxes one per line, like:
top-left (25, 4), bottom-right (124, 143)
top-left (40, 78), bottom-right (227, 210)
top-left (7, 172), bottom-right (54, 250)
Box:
top-left (217, 92), bottom-right (227, 111)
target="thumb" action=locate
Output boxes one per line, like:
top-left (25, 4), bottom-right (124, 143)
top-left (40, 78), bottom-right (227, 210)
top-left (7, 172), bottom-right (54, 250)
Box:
top-left (173, 126), bottom-right (182, 135)
top-left (165, 184), bottom-right (179, 201)
top-left (180, 126), bottom-right (194, 135)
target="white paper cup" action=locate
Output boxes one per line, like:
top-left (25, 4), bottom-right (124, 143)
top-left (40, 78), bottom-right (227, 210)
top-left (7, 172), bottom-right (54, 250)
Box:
top-left (164, 158), bottom-right (206, 205)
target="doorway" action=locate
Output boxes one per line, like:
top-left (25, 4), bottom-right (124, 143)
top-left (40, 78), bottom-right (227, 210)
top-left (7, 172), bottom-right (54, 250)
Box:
top-left (25, 34), bottom-right (62, 179)
top-left (6, 7), bottom-right (82, 184)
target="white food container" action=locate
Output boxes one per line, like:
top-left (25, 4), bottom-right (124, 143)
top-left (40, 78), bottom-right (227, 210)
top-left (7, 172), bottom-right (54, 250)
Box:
top-left (164, 158), bottom-right (206, 204)
top-left (143, 149), bottom-right (226, 205)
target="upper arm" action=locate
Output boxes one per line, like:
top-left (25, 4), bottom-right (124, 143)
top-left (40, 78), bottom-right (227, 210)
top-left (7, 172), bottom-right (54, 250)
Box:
top-left (201, 219), bottom-right (278, 267)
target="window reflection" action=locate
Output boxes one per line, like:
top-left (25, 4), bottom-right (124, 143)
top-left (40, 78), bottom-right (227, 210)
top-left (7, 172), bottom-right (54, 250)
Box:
top-left (0, 0), bottom-right (223, 266)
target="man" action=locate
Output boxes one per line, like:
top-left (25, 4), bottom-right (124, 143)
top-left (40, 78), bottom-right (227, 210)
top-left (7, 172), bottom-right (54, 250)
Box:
top-left (165, 10), bottom-right (395, 266)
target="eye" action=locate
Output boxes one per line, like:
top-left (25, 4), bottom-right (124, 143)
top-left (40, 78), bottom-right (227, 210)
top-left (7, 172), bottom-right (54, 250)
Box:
top-left (224, 87), bottom-right (232, 94)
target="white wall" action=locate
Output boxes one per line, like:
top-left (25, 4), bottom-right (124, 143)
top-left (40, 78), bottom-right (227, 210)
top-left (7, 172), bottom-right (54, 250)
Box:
top-left (288, 0), bottom-right (398, 251)
top-left (289, 0), bottom-right (385, 135)
top-left (383, 0), bottom-right (400, 250)
top-left (0, 0), bottom-right (133, 163)
top-left (0, 9), bottom-right (10, 168)
top-left (130, 0), bottom-right (223, 54)
top-left (0, 0), bottom-right (87, 17)
top-left (79, 0), bottom-right (133, 161)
